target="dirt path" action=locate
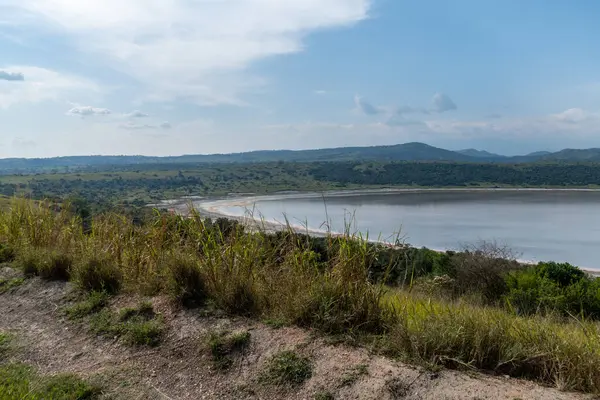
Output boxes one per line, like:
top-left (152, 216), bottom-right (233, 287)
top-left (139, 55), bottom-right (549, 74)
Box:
top-left (0, 269), bottom-right (595, 400)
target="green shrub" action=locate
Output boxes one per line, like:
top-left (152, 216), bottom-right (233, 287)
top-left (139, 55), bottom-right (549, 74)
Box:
top-left (261, 350), bottom-right (313, 387)
top-left (73, 256), bottom-right (122, 294)
top-left (505, 263), bottom-right (600, 318)
top-left (536, 262), bottom-right (586, 287)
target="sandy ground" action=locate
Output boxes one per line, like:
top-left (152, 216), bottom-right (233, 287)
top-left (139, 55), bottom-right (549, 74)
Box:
top-left (0, 267), bottom-right (596, 400)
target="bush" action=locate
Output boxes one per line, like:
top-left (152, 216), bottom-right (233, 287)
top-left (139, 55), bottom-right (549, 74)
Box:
top-left (166, 256), bottom-right (206, 307)
top-left (73, 256), bottom-right (122, 294)
top-left (0, 243), bottom-right (15, 263)
top-left (536, 262), bottom-right (586, 287)
top-left (447, 242), bottom-right (520, 303)
top-left (14, 248), bottom-right (73, 281)
top-left (295, 279), bottom-right (389, 334)
top-left (505, 262), bottom-right (600, 319)
top-left (36, 252), bottom-right (73, 281)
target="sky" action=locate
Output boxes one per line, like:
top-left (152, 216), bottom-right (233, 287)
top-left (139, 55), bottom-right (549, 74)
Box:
top-left (2, 0), bottom-right (600, 158)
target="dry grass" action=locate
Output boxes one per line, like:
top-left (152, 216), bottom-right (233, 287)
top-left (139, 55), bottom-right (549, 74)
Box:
top-left (0, 197), bottom-right (599, 393)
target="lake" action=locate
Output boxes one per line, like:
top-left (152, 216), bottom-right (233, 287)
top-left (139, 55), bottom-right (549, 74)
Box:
top-left (197, 189), bottom-right (600, 270)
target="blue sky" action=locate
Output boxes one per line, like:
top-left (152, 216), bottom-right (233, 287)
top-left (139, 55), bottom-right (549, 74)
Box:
top-left (1, 0), bottom-right (600, 157)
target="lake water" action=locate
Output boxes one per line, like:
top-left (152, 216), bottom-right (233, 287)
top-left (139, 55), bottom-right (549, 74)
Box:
top-left (198, 190), bottom-right (600, 270)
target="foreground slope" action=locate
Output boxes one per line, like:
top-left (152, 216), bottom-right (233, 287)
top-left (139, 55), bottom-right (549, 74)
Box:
top-left (0, 272), bottom-right (593, 400)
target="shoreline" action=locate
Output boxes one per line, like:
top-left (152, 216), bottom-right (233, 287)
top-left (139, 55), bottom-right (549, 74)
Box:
top-left (155, 188), bottom-right (600, 277)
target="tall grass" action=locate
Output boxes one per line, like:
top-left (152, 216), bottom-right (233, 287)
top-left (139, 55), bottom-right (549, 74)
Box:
top-left (0, 198), bottom-right (599, 393)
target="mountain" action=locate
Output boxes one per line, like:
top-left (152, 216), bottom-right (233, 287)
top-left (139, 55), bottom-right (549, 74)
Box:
top-left (539, 148), bottom-right (600, 162)
top-left (525, 151), bottom-right (552, 157)
top-left (3, 143), bottom-right (600, 173)
top-left (457, 149), bottom-right (505, 159)
top-left (0, 142), bottom-right (477, 172)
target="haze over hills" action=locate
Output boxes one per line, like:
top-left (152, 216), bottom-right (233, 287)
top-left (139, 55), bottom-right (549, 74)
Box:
top-left (1, 142), bottom-right (600, 172)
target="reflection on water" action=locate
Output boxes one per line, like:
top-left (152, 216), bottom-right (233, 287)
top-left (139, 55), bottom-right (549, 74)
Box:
top-left (203, 190), bottom-right (600, 269)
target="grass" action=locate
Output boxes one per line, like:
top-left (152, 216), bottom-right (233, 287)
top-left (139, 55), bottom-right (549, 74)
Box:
top-left (0, 331), bottom-right (12, 357)
top-left (88, 302), bottom-right (164, 347)
top-left (65, 291), bottom-right (109, 320)
top-left (0, 363), bottom-right (100, 399)
top-left (0, 277), bottom-right (24, 294)
top-left (1, 198), bottom-right (600, 393)
top-left (314, 391), bottom-right (335, 400)
top-left (339, 364), bottom-right (368, 387)
top-left (206, 330), bottom-right (251, 370)
top-left (260, 350), bottom-right (313, 387)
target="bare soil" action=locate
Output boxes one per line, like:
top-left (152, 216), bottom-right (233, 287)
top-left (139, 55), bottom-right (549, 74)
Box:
top-left (0, 267), bottom-right (595, 400)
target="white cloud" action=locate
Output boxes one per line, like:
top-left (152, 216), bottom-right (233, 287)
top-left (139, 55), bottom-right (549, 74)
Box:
top-left (423, 107), bottom-right (600, 139)
top-left (0, 66), bottom-right (99, 108)
top-left (66, 105), bottom-right (111, 117)
top-left (0, 70), bottom-right (24, 81)
top-left (430, 93), bottom-right (457, 113)
top-left (4, 0), bottom-right (371, 105)
top-left (120, 121), bottom-right (172, 130)
top-left (354, 95), bottom-right (382, 115)
top-left (551, 108), bottom-right (595, 123)
top-left (124, 110), bottom-right (149, 118)
top-left (314, 90), bottom-right (327, 95)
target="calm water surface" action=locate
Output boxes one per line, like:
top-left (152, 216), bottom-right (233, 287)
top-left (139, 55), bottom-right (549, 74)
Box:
top-left (204, 190), bottom-right (600, 270)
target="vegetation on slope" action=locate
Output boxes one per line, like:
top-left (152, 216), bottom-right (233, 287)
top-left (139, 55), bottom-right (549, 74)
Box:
top-left (0, 198), bottom-right (599, 393)
top-left (4, 161), bottom-right (600, 220)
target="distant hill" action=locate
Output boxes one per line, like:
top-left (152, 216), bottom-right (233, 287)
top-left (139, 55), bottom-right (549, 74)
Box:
top-left (457, 149), bottom-right (505, 159)
top-left (526, 151), bottom-right (552, 157)
top-left (539, 148), bottom-right (600, 162)
top-left (2, 142), bottom-right (600, 172)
